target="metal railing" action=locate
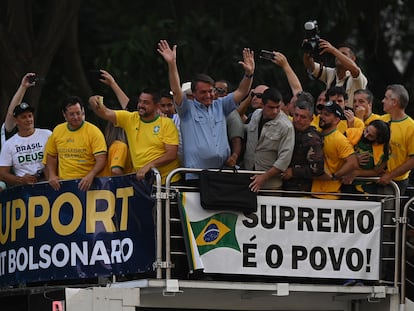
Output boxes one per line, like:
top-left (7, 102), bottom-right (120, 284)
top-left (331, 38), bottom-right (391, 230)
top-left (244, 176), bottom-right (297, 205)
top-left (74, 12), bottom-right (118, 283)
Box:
top-left (149, 168), bottom-right (163, 279)
top-left (163, 168), bottom-right (402, 288)
top-left (401, 197), bottom-right (414, 307)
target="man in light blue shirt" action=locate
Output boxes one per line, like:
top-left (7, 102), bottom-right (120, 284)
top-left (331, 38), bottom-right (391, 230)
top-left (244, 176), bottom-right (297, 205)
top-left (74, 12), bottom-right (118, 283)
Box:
top-left (158, 40), bottom-right (255, 181)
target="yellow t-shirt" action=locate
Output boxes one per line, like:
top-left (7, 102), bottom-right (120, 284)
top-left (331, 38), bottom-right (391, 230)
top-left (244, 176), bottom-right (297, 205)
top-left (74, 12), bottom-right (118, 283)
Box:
top-left (45, 121), bottom-right (107, 179)
top-left (337, 117), bottom-right (364, 134)
top-left (115, 111), bottom-right (181, 184)
top-left (379, 114), bottom-right (391, 123)
top-left (362, 113), bottom-right (381, 126)
top-left (311, 114), bottom-right (320, 129)
top-left (101, 140), bottom-right (134, 176)
top-left (387, 116), bottom-right (414, 181)
top-left (312, 129), bottom-right (355, 197)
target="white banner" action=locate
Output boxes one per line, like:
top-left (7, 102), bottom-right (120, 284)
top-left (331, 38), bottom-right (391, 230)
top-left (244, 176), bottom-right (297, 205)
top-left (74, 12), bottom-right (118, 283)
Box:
top-left (180, 192), bottom-right (382, 280)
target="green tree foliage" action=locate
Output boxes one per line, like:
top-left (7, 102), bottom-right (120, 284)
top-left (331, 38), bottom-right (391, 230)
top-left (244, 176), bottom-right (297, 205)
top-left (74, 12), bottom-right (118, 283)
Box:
top-left (0, 0), bottom-right (413, 130)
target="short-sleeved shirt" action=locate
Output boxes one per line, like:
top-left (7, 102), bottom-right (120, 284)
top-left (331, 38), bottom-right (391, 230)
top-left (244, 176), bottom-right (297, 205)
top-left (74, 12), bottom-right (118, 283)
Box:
top-left (244, 110), bottom-right (295, 189)
top-left (0, 128), bottom-right (51, 176)
top-left (176, 94), bottom-right (236, 180)
top-left (45, 121), bottom-right (107, 180)
top-left (115, 111), bottom-right (180, 184)
top-left (100, 140), bottom-right (133, 177)
top-left (312, 63), bottom-right (368, 109)
top-left (386, 115), bottom-right (414, 181)
top-left (312, 129), bottom-right (355, 196)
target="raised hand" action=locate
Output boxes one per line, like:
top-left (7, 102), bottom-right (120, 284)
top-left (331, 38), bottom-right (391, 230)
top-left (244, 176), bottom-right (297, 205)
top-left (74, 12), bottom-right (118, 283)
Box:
top-left (99, 69), bottom-right (115, 86)
top-left (157, 40), bottom-right (177, 64)
top-left (238, 48), bottom-right (255, 75)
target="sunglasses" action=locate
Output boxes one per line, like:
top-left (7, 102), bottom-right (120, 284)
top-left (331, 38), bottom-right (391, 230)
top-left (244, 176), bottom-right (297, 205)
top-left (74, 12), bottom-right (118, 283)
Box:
top-left (251, 92), bottom-right (263, 98)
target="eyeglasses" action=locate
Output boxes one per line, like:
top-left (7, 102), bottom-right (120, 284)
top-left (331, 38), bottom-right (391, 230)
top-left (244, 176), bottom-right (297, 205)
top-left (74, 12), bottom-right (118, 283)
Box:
top-left (251, 92), bottom-right (263, 98)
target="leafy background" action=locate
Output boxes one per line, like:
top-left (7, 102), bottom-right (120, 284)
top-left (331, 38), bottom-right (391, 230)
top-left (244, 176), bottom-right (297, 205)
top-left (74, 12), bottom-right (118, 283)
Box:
top-left (1, 0), bottom-right (413, 130)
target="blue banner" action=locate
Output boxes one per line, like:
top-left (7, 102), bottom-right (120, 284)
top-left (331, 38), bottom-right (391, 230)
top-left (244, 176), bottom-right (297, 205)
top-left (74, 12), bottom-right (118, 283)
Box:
top-left (0, 174), bottom-right (156, 287)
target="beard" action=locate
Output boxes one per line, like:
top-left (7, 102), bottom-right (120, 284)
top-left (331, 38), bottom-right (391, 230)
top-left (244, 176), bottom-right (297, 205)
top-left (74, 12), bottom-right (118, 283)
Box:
top-left (319, 119), bottom-right (331, 130)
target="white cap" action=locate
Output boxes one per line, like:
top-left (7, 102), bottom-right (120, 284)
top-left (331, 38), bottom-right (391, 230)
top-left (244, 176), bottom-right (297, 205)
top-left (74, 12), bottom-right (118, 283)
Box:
top-left (181, 82), bottom-right (192, 95)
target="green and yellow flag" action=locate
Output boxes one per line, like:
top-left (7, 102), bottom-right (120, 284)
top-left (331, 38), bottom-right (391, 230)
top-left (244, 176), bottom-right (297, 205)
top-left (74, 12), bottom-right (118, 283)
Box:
top-left (191, 213), bottom-right (240, 255)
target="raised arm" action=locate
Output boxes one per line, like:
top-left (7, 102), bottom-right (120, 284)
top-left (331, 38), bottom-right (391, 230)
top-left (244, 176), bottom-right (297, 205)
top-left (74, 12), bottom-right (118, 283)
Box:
top-left (236, 94), bottom-right (252, 122)
top-left (271, 51), bottom-right (302, 95)
top-left (157, 40), bottom-right (184, 106)
top-left (303, 52), bottom-right (316, 74)
top-left (5, 73), bottom-right (36, 132)
top-left (233, 48), bottom-right (255, 103)
top-left (99, 70), bottom-right (130, 109)
top-left (318, 39), bottom-right (360, 78)
top-left (89, 95), bottom-right (117, 124)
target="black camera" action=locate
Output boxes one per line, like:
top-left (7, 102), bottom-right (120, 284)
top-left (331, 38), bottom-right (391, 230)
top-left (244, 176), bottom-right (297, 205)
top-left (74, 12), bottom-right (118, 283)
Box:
top-left (301, 20), bottom-right (320, 58)
top-left (28, 74), bottom-right (38, 84)
top-left (28, 74), bottom-right (44, 85)
top-left (35, 169), bottom-right (45, 181)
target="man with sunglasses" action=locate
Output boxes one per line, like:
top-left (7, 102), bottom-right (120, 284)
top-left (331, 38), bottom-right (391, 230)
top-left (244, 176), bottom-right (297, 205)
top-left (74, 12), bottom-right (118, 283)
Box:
top-left (237, 84), bottom-right (269, 123)
top-left (213, 80), bottom-right (229, 99)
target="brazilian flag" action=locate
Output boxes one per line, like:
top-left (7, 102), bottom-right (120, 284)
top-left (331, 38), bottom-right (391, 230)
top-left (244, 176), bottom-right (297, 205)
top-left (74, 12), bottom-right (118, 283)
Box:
top-left (191, 213), bottom-right (240, 255)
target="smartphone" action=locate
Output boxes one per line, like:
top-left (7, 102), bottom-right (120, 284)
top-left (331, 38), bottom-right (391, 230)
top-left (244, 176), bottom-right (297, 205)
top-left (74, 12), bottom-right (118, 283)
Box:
top-left (259, 50), bottom-right (275, 61)
top-left (89, 69), bottom-right (103, 81)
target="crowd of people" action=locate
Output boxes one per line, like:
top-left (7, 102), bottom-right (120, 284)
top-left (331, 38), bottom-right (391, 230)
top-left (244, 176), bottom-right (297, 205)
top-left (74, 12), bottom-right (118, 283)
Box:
top-left (0, 38), bottom-right (414, 201)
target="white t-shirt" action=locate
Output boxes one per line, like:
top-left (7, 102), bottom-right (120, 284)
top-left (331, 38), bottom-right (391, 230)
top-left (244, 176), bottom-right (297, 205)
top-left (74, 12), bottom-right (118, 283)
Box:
top-left (0, 128), bottom-right (52, 176)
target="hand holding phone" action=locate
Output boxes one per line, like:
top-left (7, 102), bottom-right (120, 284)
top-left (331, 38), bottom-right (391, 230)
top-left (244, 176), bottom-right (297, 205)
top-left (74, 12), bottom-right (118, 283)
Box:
top-left (259, 50), bottom-right (275, 61)
top-left (89, 69), bottom-right (103, 81)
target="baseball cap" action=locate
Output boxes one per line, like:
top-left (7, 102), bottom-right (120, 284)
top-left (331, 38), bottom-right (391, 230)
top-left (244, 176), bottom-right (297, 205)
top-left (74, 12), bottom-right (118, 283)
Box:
top-left (316, 101), bottom-right (345, 119)
top-left (13, 102), bottom-right (35, 117)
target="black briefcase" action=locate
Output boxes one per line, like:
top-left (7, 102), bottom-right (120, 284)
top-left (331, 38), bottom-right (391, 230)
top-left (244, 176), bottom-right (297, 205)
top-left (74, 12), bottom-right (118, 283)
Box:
top-left (199, 169), bottom-right (257, 214)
